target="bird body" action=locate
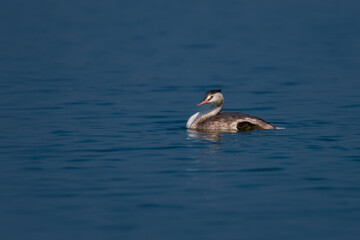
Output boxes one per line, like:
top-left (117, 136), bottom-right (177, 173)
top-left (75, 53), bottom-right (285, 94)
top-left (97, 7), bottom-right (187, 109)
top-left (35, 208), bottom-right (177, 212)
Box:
top-left (186, 89), bottom-right (279, 131)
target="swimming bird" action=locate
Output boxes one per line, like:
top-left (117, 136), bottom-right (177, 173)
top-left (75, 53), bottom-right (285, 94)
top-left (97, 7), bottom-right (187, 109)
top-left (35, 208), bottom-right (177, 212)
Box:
top-left (186, 89), bottom-right (279, 131)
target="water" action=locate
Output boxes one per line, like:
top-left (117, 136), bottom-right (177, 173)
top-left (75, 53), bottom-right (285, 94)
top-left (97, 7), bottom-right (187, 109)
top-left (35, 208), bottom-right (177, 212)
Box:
top-left (1, 1), bottom-right (360, 239)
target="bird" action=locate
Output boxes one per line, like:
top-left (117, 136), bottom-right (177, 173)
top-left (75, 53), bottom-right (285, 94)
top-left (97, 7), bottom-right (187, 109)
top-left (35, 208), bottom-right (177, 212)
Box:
top-left (186, 89), bottom-right (280, 131)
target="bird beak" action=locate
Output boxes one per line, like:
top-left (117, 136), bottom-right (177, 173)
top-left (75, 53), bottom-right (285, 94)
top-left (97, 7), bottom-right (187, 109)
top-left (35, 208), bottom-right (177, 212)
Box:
top-left (198, 99), bottom-right (209, 106)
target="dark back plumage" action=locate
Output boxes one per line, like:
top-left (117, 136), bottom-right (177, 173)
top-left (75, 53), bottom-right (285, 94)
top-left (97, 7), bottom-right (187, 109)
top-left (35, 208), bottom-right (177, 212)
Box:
top-left (196, 112), bottom-right (276, 130)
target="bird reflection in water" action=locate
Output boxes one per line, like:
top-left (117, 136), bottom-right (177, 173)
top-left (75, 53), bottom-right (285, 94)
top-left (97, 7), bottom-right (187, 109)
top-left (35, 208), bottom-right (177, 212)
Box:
top-left (186, 128), bottom-right (262, 144)
top-left (187, 129), bottom-right (237, 142)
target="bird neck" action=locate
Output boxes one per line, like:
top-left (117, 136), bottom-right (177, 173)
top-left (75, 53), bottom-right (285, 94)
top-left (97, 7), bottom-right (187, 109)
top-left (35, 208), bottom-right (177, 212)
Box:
top-left (187, 104), bottom-right (223, 129)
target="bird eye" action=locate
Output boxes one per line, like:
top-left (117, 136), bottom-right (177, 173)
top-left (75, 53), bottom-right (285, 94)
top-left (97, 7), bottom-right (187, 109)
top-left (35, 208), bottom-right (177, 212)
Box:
top-left (209, 96), bottom-right (213, 100)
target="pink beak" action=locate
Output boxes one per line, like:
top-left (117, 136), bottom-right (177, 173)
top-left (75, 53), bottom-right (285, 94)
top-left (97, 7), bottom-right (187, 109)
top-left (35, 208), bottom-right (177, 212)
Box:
top-left (198, 99), bottom-right (209, 106)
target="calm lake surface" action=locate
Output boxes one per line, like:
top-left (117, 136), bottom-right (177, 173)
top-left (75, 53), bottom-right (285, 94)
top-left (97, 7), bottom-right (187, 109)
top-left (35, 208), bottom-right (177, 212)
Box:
top-left (1, 1), bottom-right (360, 239)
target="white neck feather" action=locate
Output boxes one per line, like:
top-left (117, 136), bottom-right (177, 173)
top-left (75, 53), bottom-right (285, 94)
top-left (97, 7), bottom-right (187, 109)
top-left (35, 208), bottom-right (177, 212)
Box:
top-left (186, 105), bottom-right (222, 129)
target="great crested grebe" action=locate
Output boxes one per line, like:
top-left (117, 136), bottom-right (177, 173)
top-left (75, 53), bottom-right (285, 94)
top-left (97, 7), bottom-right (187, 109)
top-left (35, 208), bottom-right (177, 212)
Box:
top-left (187, 89), bottom-right (280, 131)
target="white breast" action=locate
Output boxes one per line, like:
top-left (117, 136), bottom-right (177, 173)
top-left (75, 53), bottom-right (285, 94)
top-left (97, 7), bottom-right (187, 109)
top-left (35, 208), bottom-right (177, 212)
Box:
top-left (186, 112), bottom-right (200, 129)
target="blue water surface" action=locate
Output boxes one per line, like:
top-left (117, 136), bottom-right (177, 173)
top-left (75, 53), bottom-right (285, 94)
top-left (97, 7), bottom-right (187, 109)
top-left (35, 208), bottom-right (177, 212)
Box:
top-left (0, 0), bottom-right (360, 239)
